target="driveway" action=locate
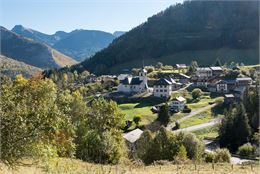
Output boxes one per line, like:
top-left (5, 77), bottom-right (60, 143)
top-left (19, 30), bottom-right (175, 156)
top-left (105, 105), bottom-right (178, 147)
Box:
top-left (173, 119), bottom-right (220, 132)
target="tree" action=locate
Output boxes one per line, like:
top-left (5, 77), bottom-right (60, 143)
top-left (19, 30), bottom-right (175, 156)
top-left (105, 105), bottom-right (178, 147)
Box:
top-left (191, 88), bottom-right (202, 100)
top-left (75, 98), bottom-right (126, 164)
top-left (136, 130), bottom-right (153, 163)
top-left (219, 104), bottom-right (251, 151)
top-left (0, 76), bottom-right (75, 166)
top-left (133, 116), bottom-right (141, 127)
top-left (188, 61), bottom-right (198, 74)
top-left (214, 58), bottom-right (222, 67)
top-left (156, 62), bottom-right (163, 69)
top-left (157, 103), bottom-right (170, 126)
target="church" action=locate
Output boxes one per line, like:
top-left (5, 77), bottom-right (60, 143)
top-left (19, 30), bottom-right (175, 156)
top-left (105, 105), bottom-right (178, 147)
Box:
top-left (117, 67), bottom-right (148, 93)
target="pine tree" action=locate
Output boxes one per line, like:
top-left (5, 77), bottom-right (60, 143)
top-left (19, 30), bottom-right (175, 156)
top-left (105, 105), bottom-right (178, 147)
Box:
top-left (157, 103), bottom-right (170, 126)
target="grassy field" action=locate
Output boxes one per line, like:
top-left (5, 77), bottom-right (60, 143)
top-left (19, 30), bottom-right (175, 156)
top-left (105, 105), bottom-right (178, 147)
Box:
top-left (1, 158), bottom-right (259, 174)
top-left (118, 102), bottom-right (157, 126)
top-left (192, 125), bottom-right (220, 139)
top-left (180, 110), bottom-right (213, 128)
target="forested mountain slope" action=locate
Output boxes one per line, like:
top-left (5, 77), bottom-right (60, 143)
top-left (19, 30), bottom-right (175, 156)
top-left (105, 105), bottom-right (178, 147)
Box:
top-left (72, 1), bottom-right (259, 75)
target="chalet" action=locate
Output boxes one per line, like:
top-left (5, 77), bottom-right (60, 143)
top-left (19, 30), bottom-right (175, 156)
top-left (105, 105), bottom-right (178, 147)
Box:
top-left (236, 77), bottom-right (252, 87)
top-left (224, 94), bottom-right (235, 104)
top-left (170, 96), bottom-right (186, 112)
top-left (210, 66), bottom-right (223, 76)
top-left (171, 73), bottom-right (190, 84)
top-left (196, 67), bottom-right (212, 78)
top-left (191, 76), bottom-right (208, 87)
top-left (216, 80), bottom-right (228, 93)
top-left (117, 68), bottom-right (148, 93)
top-left (117, 74), bottom-right (130, 81)
top-left (86, 74), bottom-right (97, 83)
top-left (123, 128), bottom-right (143, 152)
top-left (153, 78), bottom-right (173, 97)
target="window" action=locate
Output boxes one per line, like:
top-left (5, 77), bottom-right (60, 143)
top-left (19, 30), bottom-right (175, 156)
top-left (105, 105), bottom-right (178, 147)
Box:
top-left (160, 90), bottom-right (163, 92)
top-left (164, 90), bottom-right (167, 92)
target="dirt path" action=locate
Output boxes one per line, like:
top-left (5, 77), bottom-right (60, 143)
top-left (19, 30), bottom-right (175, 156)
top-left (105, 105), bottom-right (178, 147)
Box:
top-left (167, 103), bottom-right (217, 130)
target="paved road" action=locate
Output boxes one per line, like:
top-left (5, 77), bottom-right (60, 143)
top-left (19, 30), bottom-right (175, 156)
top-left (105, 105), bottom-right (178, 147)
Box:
top-left (167, 103), bottom-right (217, 130)
top-left (173, 119), bottom-right (221, 132)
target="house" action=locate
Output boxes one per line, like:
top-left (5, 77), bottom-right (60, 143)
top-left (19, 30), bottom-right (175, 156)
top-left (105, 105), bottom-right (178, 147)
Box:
top-left (169, 96), bottom-right (186, 112)
top-left (117, 67), bottom-right (148, 93)
top-left (196, 67), bottom-right (212, 78)
top-left (225, 79), bottom-right (237, 91)
top-left (210, 66), bottom-right (223, 76)
top-left (153, 78), bottom-right (173, 97)
top-left (236, 77), bottom-right (252, 87)
top-left (224, 94), bottom-right (235, 104)
top-left (176, 64), bottom-right (187, 72)
top-left (86, 74), bottom-right (97, 83)
top-left (117, 74), bottom-right (130, 81)
top-left (191, 76), bottom-right (208, 87)
top-left (171, 73), bottom-right (190, 84)
top-left (165, 77), bottom-right (181, 91)
top-left (123, 128), bottom-right (143, 152)
top-left (216, 80), bottom-right (228, 93)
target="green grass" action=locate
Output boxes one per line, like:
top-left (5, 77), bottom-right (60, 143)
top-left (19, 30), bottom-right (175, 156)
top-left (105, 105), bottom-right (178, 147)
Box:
top-left (118, 102), bottom-right (157, 125)
top-left (180, 110), bottom-right (213, 128)
top-left (192, 125), bottom-right (219, 139)
top-left (187, 95), bottom-right (215, 110)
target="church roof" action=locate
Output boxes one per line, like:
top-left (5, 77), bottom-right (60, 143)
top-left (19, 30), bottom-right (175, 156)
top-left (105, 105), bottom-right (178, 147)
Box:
top-left (130, 77), bottom-right (143, 85)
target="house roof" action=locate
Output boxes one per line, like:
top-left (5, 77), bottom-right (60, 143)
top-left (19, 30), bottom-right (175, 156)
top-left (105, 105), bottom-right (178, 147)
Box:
top-left (165, 77), bottom-right (176, 84)
top-left (123, 128), bottom-right (143, 143)
top-left (120, 77), bottom-right (131, 85)
top-left (197, 67), bottom-right (211, 71)
top-left (224, 94), bottom-right (235, 98)
top-left (176, 64), bottom-right (187, 68)
top-left (154, 78), bottom-right (172, 86)
top-left (236, 77), bottom-right (252, 81)
top-left (130, 77), bottom-right (143, 85)
top-left (210, 66), bottom-right (223, 71)
top-left (171, 73), bottom-right (190, 79)
top-left (174, 96), bottom-right (186, 102)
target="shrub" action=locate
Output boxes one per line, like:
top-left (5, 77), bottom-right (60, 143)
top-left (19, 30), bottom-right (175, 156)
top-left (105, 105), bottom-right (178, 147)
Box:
top-left (191, 88), bottom-right (203, 100)
top-left (182, 106), bottom-right (191, 113)
top-left (133, 116), bottom-right (141, 127)
top-left (237, 143), bottom-right (254, 157)
top-left (175, 121), bottom-right (180, 129)
top-left (204, 152), bottom-right (215, 163)
top-left (214, 148), bottom-right (231, 163)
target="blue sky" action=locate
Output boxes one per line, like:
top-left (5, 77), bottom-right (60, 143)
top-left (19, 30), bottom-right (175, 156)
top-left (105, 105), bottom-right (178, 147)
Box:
top-left (0, 0), bottom-right (183, 34)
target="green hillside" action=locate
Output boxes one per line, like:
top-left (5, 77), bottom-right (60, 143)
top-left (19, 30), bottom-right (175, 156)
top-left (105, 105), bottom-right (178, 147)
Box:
top-left (70, 1), bottom-right (259, 75)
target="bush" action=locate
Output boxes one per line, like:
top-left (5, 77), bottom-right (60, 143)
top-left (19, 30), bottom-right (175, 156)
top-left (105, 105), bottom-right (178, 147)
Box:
top-left (191, 88), bottom-right (203, 100)
top-left (205, 152), bottom-right (215, 163)
top-left (133, 116), bottom-right (141, 127)
top-left (182, 106), bottom-right (191, 113)
top-left (237, 143), bottom-right (254, 157)
top-left (214, 148), bottom-right (231, 163)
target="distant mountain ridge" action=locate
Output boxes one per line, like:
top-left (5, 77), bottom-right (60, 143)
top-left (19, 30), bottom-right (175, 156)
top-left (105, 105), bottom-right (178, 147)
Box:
top-left (11, 25), bottom-right (121, 61)
top-left (1, 26), bottom-right (77, 69)
top-left (70, 1), bottom-right (259, 75)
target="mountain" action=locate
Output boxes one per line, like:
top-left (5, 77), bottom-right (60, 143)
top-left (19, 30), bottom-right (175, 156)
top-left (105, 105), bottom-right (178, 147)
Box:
top-left (12, 25), bottom-right (117, 62)
top-left (113, 31), bottom-right (126, 37)
top-left (53, 30), bottom-right (116, 61)
top-left (71, 1), bottom-right (259, 75)
top-left (0, 54), bottom-right (42, 79)
top-left (1, 26), bottom-right (77, 69)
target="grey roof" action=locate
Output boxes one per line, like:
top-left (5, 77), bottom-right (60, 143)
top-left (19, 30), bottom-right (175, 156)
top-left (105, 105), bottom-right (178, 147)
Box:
top-left (210, 66), bottom-right (223, 71)
top-left (174, 96), bottom-right (186, 102)
top-left (154, 78), bottom-right (172, 86)
top-left (224, 94), bottom-right (235, 98)
top-left (123, 128), bottom-right (143, 143)
top-left (176, 64), bottom-right (187, 68)
top-left (130, 77), bottom-right (143, 85)
top-left (171, 73), bottom-right (190, 79)
top-left (120, 77), bottom-right (131, 85)
top-left (197, 67), bottom-right (211, 71)
top-left (236, 77), bottom-right (252, 81)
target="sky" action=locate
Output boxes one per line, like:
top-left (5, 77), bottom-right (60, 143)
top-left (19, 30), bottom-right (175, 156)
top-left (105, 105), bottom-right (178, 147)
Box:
top-left (0, 0), bottom-right (183, 34)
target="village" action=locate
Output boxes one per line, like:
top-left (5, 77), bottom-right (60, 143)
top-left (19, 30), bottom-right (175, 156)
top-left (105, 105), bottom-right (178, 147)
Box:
top-left (83, 62), bottom-right (258, 158)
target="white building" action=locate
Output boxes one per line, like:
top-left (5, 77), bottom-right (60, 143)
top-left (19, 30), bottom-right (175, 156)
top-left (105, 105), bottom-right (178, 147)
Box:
top-left (153, 78), bottom-right (173, 98)
top-left (170, 96), bottom-right (186, 111)
top-left (196, 67), bottom-right (212, 78)
top-left (117, 68), bottom-right (148, 93)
